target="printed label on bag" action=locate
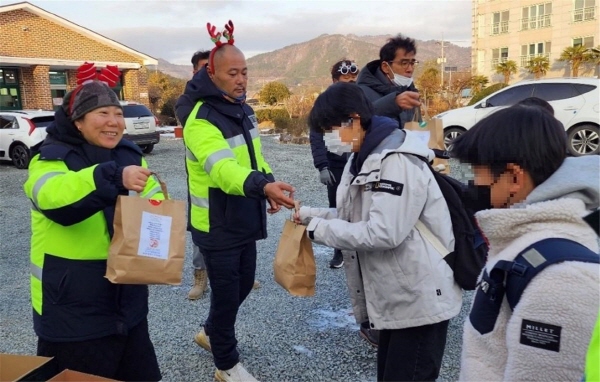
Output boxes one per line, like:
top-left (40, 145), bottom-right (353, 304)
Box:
top-left (520, 319), bottom-right (561, 352)
top-left (138, 211), bottom-right (172, 260)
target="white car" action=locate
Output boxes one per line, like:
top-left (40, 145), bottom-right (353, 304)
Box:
top-left (436, 78), bottom-right (600, 156)
top-left (0, 110), bottom-right (55, 169)
top-left (120, 101), bottom-right (160, 154)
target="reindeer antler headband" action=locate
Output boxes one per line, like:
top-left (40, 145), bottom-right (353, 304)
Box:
top-left (68, 62), bottom-right (121, 116)
top-left (206, 20), bottom-right (235, 71)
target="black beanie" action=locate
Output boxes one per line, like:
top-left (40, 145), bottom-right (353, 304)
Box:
top-left (64, 81), bottom-right (122, 121)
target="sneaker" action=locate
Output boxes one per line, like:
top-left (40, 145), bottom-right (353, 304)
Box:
top-left (359, 325), bottom-right (379, 347)
top-left (329, 249), bottom-right (344, 268)
top-left (194, 328), bottom-right (212, 352)
top-left (188, 269), bottom-right (209, 300)
top-left (215, 362), bottom-right (259, 382)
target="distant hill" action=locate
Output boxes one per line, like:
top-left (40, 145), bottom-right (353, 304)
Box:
top-left (156, 58), bottom-right (192, 80)
top-left (157, 34), bottom-right (471, 93)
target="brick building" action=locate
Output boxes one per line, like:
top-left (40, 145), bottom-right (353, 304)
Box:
top-left (0, 2), bottom-right (157, 111)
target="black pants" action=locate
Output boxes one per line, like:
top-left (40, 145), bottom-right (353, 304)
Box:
top-left (327, 166), bottom-right (344, 261)
top-left (377, 320), bottom-right (449, 382)
top-left (37, 318), bottom-right (161, 382)
top-left (326, 166), bottom-right (345, 208)
top-left (203, 242), bottom-right (257, 370)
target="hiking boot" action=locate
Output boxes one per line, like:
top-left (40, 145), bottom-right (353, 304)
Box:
top-left (194, 328), bottom-right (212, 352)
top-left (252, 280), bottom-right (260, 289)
top-left (188, 269), bottom-right (209, 300)
top-left (359, 325), bottom-right (379, 347)
top-left (329, 249), bottom-right (344, 268)
top-left (215, 363), bottom-right (259, 382)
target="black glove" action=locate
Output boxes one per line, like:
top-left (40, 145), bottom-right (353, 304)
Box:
top-left (319, 167), bottom-right (336, 186)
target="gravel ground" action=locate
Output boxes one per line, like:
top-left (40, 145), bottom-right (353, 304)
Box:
top-left (0, 136), bottom-right (473, 382)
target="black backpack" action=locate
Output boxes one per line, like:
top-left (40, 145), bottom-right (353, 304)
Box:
top-left (469, 238), bottom-right (599, 336)
top-left (414, 157), bottom-right (488, 290)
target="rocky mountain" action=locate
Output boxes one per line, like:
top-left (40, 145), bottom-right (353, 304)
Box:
top-left (157, 34), bottom-right (471, 93)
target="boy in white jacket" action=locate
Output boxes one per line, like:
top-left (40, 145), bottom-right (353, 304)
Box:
top-left (450, 102), bottom-right (600, 381)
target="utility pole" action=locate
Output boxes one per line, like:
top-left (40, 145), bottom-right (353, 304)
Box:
top-left (436, 35), bottom-right (448, 89)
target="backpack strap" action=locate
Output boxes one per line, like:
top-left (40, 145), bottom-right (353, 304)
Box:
top-left (415, 220), bottom-right (451, 257)
top-left (493, 238), bottom-right (599, 311)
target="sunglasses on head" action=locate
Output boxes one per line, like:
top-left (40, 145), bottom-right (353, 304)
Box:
top-left (337, 62), bottom-right (359, 75)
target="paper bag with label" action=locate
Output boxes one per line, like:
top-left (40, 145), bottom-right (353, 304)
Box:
top-left (273, 207), bottom-right (316, 297)
top-left (106, 174), bottom-right (185, 285)
top-left (404, 106), bottom-right (449, 174)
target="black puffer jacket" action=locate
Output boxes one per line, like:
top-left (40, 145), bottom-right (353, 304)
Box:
top-left (356, 60), bottom-right (421, 128)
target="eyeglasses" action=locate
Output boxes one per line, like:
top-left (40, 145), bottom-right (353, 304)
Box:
top-left (388, 59), bottom-right (419, 68)
top-left (337, 62), bottom-right (359, 75)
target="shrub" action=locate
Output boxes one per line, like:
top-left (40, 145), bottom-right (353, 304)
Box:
top-left (468, 83), bottom-right (508, 106)
top-left (254, 108), bottom-right (288, 123)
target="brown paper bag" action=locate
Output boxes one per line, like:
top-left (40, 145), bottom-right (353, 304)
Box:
top-left (273, 212), bottom-right (316, 297)
top-left (404, 106), bottom-right (450, 174)
top-left (106, 174), bottom-right (186, 285)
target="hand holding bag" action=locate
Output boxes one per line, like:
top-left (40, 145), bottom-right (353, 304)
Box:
top-left (106, 173), bottom-right (186, 285)
top-left (273, 202), bottom-right (316, 297)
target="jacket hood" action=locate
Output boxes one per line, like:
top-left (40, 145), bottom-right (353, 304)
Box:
top-left (351, 115), bottom-right (397, 175)
top-left (354, 116), bottom-right (434, 174)
top-left (524, 156), bottom-right (600, 211)
top-left (357, 59), bottom-right (417, 95)
top-left (45, 106), bottom-right (87, 146)
top-left (175, 67), bottom-right (246, 127)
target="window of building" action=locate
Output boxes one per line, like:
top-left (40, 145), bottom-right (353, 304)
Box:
top-left (573, 36), bottom-right (595, 48)
top-left (522, 2), bottom-right (552, 30)
top-left (520, 41), bottom-right (551, 66)
top-left (478, 14), bottom-right (486, 38)
top-left (49, 71), bottom-right (67, 112)
top-left (491, 47), bottom-right (509, 68)
top-left (491, 10), bottom-right (509, 35)
top-left (0, 68), bottom-right (22, 110)
top-left (574, 0), bottom-right (596, 22)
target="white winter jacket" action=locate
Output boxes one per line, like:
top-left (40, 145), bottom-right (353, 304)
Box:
top-left (299, 129), bottom-right (463, 330)
top-left (459, 156), bottom-right (600, 382)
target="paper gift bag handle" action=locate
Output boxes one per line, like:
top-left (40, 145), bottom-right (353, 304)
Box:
top-left (290, 200), bottom-right (301, 224)
top-left (138, 172), bottom-right (170, 200)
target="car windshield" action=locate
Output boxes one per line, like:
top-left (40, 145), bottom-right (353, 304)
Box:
top-left (123, 105), bottom-right (153, 118)
top-left (31, 116), bottom-right (55, 128)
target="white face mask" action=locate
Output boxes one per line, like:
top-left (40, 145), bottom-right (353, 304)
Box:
top-left (386, 62), bottom-right (413, 88)
top-left (323, 130), bottom-right (353, 155)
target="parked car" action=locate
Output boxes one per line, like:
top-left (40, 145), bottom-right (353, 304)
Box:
top-left (0, 110), bottom-right (54, 169)
top-left (436, 78), bottom-right (600, 156)
top-left (121, 101), bottom-right (160, 154)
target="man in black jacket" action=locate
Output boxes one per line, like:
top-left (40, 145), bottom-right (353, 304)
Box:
top-left (357, 34), bottom-right (422, 128)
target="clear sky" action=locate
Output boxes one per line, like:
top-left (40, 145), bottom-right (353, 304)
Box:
top-left (15, 0), bottom-right (472, 64)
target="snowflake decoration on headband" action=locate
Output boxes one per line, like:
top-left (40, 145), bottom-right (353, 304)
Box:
top-left (206, 20), bottom-right (235, 71)
top-left (75, 62), bottom-right (121, 88)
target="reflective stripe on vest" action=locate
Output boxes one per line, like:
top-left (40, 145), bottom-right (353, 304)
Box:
top-left (31, 262), bottom-right (43, 281)
top-left (190, 195), bottom-right (209, 209)
top-left (204, 148), bottom-right (236, 174)
top-left (32, 171), bottom-right (65, 208)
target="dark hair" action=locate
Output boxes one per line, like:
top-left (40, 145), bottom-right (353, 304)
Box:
top-left (517, 97), bottom-right (554, 115)
top-left (191, 50), bottom-right (210, 71)
top-left (330, 59), bottom-right (358, 82)
top-left (308, 82), bottom-right (374, 133)
top-left (379, 34), bottom-right (417, 62)
top-left (449, 104), bottom-right (566, 186)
